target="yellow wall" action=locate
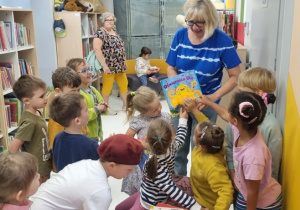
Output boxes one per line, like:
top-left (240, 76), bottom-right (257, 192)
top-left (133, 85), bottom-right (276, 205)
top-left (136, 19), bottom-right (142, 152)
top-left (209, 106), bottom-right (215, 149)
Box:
top-left (226, 0), bottom-right (235, 9)
top-left (281, 0), bottom-right (300, 208)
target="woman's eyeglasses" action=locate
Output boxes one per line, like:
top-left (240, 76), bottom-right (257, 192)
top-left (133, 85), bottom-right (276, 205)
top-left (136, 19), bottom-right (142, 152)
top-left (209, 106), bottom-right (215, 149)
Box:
top-left (185, 19), bottom-right (205, 27)
top-left (105, 19), bottom-right (114, 22)
top-left (77, 67), bottom-right (91, 74)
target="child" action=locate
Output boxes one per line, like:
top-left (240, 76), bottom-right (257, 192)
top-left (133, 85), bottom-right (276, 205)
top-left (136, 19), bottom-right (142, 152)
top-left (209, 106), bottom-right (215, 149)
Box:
top-left (67, 58), bottom-right (108, 141)
top-left (122, 86), bottom-right (174, 195)
top-left (50, 92), bottom-right (99, 172)
top-left (49, 66), bottom-right (89, 172)
top-left (198, 92), bottom-right (282, 209)
top-left (225, 67), bottom-right (283, 181)
top-left (0, 152), bottom-right (40, 210)
top-left (30, 134), bottom-right (144, 210)
top-left (8, 75), bottom-right (51, 184)
top-left (135, 46), bottom-right (160, 86)
top-left (116, 110), bottom-right (203, 210)
top-left (190, 121), bottom-right (234, 209)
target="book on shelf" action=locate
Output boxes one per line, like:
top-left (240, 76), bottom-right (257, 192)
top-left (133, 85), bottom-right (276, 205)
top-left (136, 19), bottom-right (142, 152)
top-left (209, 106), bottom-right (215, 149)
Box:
top-left (3, 21), bottom-right (13, 49)
top-left (81, 23), bottom-right (85, 36)
top-left (5, 97), bottom-right (22, 123)
top-left (160, 70), bottom-right (202, 117)
top-left (5, 101), bottom-right (18, 127)
top-left (15, 22), bottom-right (31, 47)
top-left (0, 23), bottom-right (7, 51)
top-left (0, 66), bottom-right (14, 90)
top-left (18, 59), bottom-right (33, 76)
top-left (5, 105), bottom-right (11, 128)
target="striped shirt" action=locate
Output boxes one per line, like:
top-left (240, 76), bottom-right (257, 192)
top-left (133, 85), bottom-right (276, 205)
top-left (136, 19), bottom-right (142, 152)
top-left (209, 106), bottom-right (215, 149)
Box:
top-left (166, 27), bottom-right (241, 97)
top-left (140, 118), bottom-right (201, 210)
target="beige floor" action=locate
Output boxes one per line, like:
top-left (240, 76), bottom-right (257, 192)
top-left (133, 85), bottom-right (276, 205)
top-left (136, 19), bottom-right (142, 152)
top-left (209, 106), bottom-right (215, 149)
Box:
top-left (103, 93), bottom-right (234, 210)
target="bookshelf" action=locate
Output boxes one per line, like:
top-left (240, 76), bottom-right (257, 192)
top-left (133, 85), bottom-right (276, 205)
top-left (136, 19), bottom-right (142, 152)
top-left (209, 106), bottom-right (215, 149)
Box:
top-left (53, 12), bottom-right (102, 91)
top-left (0, 8), bottom-right (39, 150)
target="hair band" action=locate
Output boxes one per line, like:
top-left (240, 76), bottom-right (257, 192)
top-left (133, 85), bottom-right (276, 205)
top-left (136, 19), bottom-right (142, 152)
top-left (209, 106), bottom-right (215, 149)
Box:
top-left (200, 126), bottom-right (208, 139)
top-left (157, 137), bottom-right (162, 140)
top-left (262, 93), bottom-right (268, 107)
top-left (131, 91), bottom-right (136, 96)
top-left (239, 102), bottom-right (254, 118)
top-left (248, 117), bottom-right (257, 124)
top-left (211, 145), bottom-right (221, 149)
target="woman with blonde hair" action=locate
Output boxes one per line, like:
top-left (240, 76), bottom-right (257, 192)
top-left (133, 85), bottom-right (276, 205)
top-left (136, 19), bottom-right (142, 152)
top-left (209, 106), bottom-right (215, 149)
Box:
top-left (166, 0), bottom-right (242, 176)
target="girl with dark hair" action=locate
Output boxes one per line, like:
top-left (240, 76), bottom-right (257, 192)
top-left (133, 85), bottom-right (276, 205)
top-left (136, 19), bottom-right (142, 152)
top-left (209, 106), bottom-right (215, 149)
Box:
top-left (198, 92), bottom-right (282, 210)
top-left (135, 46), bottom-right (160, 86)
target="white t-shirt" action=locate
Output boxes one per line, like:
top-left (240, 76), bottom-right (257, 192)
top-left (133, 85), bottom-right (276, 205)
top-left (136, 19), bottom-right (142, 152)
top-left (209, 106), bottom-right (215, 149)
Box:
top-left (30, 159), bottom-right (111, 210)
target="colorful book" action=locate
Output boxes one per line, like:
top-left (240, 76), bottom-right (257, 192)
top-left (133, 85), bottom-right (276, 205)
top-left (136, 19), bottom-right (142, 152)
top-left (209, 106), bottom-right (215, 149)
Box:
top-left (5, 101), bottom-right (18, 126)
top-left (151, 203), bottom-right (187, 210)
top-left (160, 70), bottom-right (202, 117)
top-left (3, 21), bottom-right (13, 49)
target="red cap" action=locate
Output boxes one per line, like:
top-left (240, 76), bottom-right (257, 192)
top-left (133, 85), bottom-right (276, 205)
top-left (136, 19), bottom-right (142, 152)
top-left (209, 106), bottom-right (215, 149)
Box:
top-left (97, 134), bottom-right (143, 165)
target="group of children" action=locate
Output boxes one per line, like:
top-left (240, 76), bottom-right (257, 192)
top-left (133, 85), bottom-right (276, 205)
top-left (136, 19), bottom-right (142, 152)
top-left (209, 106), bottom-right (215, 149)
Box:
top-left (0, 64), bottom-right (283, 210)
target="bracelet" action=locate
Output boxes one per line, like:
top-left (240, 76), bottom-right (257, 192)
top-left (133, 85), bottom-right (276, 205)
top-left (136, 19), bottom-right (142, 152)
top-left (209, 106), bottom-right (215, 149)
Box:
top-left (94, 106), bottom-right (101, 115)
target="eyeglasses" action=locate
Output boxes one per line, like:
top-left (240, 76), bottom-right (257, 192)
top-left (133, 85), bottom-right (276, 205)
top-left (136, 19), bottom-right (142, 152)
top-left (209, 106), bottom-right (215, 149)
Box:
top-left (185, 19), bottom-right (205, 27)
top-left (105, 19), bottom-right (114, 22)
top-left (77, 67), bottom-right (91, 74)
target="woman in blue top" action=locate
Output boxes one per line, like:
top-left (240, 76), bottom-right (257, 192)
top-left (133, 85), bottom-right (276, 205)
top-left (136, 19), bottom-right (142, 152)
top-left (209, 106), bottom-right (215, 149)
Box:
top-left (166, 0), bottom-right (241, 175)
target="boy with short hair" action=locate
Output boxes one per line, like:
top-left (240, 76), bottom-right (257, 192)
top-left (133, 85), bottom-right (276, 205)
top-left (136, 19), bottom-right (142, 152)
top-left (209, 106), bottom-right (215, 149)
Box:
top-left (9, 75), bottom-right (51, 183)
top-left (67, 58), bottom-right (108, 141)
top-left (48, 67), bottom-right (89, 171)
top-left (30, 134), bottom-right (144, 210)
top-left (50, 92), bottom-right (99, 172)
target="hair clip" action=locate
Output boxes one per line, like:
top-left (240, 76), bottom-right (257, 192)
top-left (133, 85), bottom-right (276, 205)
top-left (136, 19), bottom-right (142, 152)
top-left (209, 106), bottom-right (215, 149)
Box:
top-left (238, 102), bottom-right (254, 118)
top-left (200, 126), bottom-right (208, 139)
top-left (131, 91), bottom-right (136, 96)
top-left (212, 145), bottom-right (221, 149)
top-left (262, 93), bottom-right (268, 107)
top-left (248, 117), bottom-right (257, 124)
top-left (157, 137), bottom-right (162, 140)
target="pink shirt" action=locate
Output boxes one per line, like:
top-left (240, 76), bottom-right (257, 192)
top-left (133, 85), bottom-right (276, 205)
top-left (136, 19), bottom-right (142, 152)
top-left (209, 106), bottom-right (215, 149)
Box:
top-left (2, 200), bottom-right (33, 210)
top-left (230, 124), bottom-right (281, 208)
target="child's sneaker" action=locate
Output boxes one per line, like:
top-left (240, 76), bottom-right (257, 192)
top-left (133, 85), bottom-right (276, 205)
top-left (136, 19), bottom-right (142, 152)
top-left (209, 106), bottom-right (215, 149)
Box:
top-left (149, 76), bottom-right (158, 83)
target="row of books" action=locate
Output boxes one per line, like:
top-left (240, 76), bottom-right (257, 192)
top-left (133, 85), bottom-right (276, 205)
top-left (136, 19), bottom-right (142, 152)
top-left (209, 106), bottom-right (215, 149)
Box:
top-left (82, 43), bottom-right (92, 58)
top-left (81, 18), bottom-right (96, 37)
top-left (19, 59), bottom-right (34, 76)
top-left (0, 21), bottom-right (32, 51)
top-left (0, 62), bottom-right (15, 91)
top-left (4, 97), bottom-right (22, 128)
top-left (217, 10), bottom-right (234, 38)
top-left (15, 22), bottom-right (32, 47)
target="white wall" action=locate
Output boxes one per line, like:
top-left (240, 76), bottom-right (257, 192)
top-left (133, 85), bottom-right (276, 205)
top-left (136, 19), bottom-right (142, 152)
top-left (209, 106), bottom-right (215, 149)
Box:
top-left (101, 0), bottom-right (114, 13)
top-left (30, 0), bottom-right (57, 87)
top-left (0, 0), bottom-right (30, 8)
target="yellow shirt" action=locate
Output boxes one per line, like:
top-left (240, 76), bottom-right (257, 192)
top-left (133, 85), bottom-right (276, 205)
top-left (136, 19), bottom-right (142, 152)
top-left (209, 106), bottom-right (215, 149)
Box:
top-left (191, 147), bottom-right (234, 210)
top-left (48, 117), bottom-right (89, 171)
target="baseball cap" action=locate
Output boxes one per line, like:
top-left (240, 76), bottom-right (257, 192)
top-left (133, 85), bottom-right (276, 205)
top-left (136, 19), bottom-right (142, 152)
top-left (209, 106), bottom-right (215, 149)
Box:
top-left (97, 134), bottom-right (144, 165)
top-left (53, 17), bottom-right (66, 38)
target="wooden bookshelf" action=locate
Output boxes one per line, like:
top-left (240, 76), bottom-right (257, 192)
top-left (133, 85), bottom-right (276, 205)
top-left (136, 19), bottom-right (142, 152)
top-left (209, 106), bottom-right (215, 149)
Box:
top-left (0, 8), bottom-right (39, 150)
top-left (53, 11), bottom-right (102, 91)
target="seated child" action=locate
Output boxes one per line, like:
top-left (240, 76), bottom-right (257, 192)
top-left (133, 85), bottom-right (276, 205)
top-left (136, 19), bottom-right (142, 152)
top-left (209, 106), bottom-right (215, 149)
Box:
top-left (48, 66), bottom-right (89, 172)
top-left (135, 46), bottom-right (160, 86)
top-left (9, 75), bottom-right (51, 184)
top-left (30, 134), bottom-right (144, 210)
top-left (116, 109), bottom-right (203, 210)
top-left (190, 121), bottom-right (234, 209)
top-left (67, 58), bottom-right (108, 141)
top-left (50, 92), bottom-right (99, 172)
top-left (0, 152), bottom-right (40, 210)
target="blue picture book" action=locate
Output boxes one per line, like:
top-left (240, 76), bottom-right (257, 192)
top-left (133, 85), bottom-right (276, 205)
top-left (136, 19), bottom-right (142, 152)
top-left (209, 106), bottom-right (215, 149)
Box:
top-left (160, 70), bottom-right (202, 117)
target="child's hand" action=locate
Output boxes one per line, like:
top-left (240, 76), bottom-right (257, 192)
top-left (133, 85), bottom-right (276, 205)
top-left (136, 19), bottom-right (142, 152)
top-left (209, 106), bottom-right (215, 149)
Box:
top-left (179, 107), bottom-right (188, 119)
top-left (197, 95), bottom-right (213, 110)
top-left (96, 102), bottom-right (108, 112)
top-left (182, 97), bottom-right (197, 112)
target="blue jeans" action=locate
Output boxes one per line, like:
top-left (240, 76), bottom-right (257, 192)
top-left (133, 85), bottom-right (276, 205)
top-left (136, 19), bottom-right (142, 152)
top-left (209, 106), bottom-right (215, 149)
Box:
top-left (173, 106), bottom-right (217, 175)
top-left (139, 72), bottom-right (159, 86)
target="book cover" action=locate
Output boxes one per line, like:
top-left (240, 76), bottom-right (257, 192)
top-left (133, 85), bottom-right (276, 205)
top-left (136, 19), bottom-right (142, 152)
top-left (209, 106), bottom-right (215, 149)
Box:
top-left (3, 21), bottom-right (13, 49)
top-left (5, 101), bottom-right (17, 125)
top-left (160, 70), bottom-right (202, 117)
top-left (150, 203), bottom-right (186, 210)
top-left (0, 25), bottom-right (7, 50)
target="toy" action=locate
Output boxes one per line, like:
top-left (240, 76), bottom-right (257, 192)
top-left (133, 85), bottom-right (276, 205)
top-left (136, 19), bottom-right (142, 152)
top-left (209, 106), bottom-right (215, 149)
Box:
top-left (54, 0), bottom-right (65, 11)
top-left (64, 0), bottom-right (87, 12)
top-left (78, 0), bottom-right (108, 13)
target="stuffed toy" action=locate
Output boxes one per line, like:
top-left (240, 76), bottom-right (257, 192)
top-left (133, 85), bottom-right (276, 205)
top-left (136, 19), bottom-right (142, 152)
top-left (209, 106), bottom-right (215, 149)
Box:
top-left (78, 0), bottom-right (108, 13)
top-left (54, 0), bottom-right (65, 11)
top-left (64, 0), bottom-right (87, 12)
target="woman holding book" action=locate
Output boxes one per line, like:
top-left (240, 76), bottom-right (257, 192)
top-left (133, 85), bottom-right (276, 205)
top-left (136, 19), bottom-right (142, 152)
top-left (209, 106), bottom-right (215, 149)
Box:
top-left (166, 0), bottom-right (241, 176)
top-left (93, 12), bottom-right (128, 112)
